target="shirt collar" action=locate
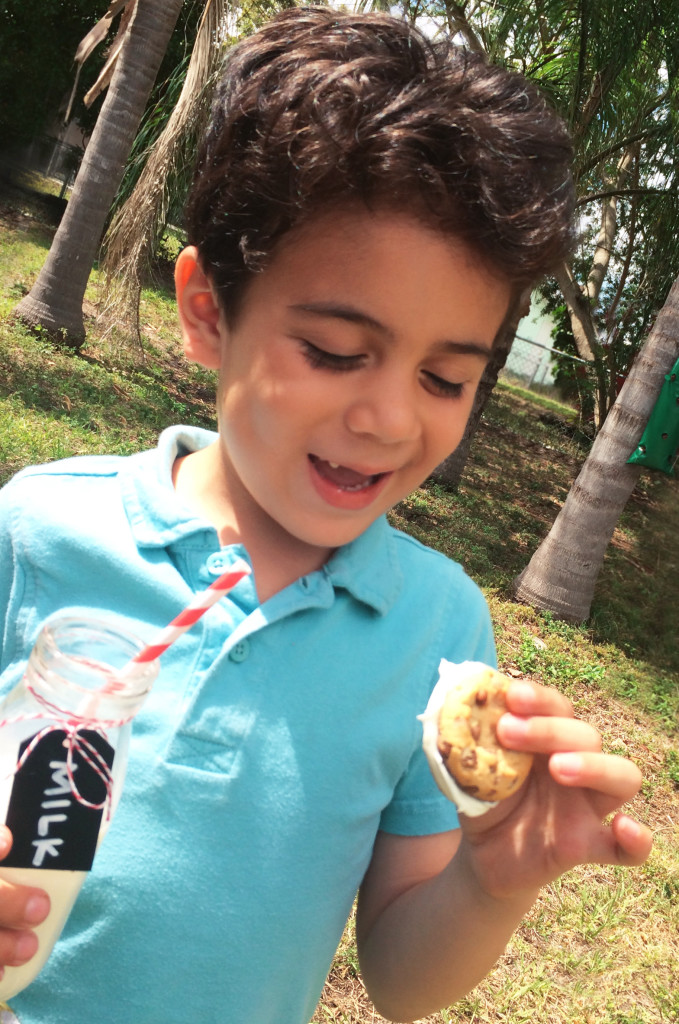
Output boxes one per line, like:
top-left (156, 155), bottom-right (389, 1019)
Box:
top-left (120, 426), bottom-right (403, 614)
top-left (121, 425), bottom-right (220, 549)
top-left (324, 516), bottom-right (403, 615)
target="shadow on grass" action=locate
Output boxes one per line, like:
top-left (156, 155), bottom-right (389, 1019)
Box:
top-left (392, 391), bottom-right (679, 690)
top-left (0, 175), bottom-right (66, 237)
top-left (0, 320), bottom-right (216, 442)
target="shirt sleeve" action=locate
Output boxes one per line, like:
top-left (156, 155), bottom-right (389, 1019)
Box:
top-left (378, 571), bottom-right (497, 836)
top-left (0, 475), bottom-right (25, 678)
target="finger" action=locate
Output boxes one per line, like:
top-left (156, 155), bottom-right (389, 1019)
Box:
top-left (611, 813), bottom-right (653, 866)
top-left (0, 877), bottom-right (50, 931)
top-left (0, 826), bottom-right (11, 860)
top-left (506, 681), bottom-right (574, 718)
top-left (560, 813), bottom-right (654, 870)
top-left (0, 875), bottom-right (49, 970)
top-left (549, 751), bottom-right (642, 802)
top-left (498, 713), bottom-right (602, 754)
top-left (0, 926), bottom-right (39, 969)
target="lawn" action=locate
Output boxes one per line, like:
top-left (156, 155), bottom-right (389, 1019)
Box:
top-left (1, 182), bottom-right (677, 1024)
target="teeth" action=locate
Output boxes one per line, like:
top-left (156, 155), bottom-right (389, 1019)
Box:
top-left (328, 462), bottom-right (340, 469)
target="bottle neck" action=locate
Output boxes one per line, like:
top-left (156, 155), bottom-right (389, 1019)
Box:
top-left (25, 616), bottom-right (157, 725)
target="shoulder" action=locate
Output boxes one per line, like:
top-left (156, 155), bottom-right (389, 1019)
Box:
top-left (0, 451), bottom-right (149, 551)
top-left (6, 451), bottom-right (136, 486)
top-left (384, 522), bottom-right (495, 670)
top-left (387, 523), bottom-right (487, 608)
top-left (1, 448), bottom-right (152, 504)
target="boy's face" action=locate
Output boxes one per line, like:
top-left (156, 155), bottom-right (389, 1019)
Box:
top-left (186, 209), bottom-right (511, 564)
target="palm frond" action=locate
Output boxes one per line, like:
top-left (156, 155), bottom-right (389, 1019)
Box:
top-left (83, 0), bottom-right (137, 109)
top-left (64, 0), bottom-right (134, 123)
top-left (100, 0), bottom-right (230, 338)
top-left (74, 0), bottom-right (128, 65)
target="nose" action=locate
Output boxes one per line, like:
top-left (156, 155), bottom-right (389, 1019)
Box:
top-left (344, 372), bottom-right (422, 445)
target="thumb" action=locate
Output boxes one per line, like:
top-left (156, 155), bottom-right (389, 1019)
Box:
top-left (0, 826), bottom-right (12, 861)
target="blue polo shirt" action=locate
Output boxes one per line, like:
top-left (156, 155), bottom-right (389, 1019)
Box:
top-left (0, 427), bottom-right (496, 1024)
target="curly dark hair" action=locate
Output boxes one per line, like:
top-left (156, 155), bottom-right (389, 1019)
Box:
top-left (185, 6), bottom-right (575, 319)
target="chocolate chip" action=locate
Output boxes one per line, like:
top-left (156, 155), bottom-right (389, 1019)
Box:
top-left (475, 689), bottom-right (488, 706)
top-left (461, 749), bottom-right (478, 768)
top-left (438, 740), bottom-right (452, 759)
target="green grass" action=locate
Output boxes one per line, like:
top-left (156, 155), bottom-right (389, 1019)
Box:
top-left (1, 185), bottom-right (678, 1024)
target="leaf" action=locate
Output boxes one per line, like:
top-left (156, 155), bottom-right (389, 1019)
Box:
top-left (66, 0), bottom-right (137, 120)
top-left (101, 0), bottom-right (230, 327)
top-left (84, 33), bottom-right (127, 108)
top-left (74, 0), bottom-right (128, 67)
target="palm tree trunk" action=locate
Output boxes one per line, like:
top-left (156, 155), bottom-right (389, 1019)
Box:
top-left (432, 294), bottom-right (528, 490)
top-left (513, 273), bottom-right (679, 622)
top-left (13, 0), bottom-right (186, 347)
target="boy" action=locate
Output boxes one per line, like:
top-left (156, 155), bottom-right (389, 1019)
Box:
top-left (0, 8), bottom-right (651, 1023)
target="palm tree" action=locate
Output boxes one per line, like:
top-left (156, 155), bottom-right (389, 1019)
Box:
top-left (513, 273), bottom-right (679, 622)
top-left (100, 0), bottom-right (230, 336)
top-left (98, 0), bottom-right (294, 337)
top-left (13, 0), bottom-right (187, 347)
top-left (430, 0), bottom-right (679, 486)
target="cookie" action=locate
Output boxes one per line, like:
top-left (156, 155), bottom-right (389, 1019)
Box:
top-left (436, 665), bottom-right (533, 801)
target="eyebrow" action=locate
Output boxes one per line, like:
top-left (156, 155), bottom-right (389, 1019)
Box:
top-left (289, 302), bottom-right (494, 359)
top-left (290, 302), bottom-right (392, 336)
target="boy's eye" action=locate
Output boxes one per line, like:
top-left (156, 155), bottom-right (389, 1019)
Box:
top-left (421, 371), bottom-right (465, 399)
top-left (299, 339), bottom-right (365, 372)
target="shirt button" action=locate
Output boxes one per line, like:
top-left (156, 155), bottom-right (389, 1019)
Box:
top-left (206, 551), bottom-right (231, 575)
top-left (229, 639), bottom-right (250, 663)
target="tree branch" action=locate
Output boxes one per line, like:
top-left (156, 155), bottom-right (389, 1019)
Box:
top-left (444, 2), bottom-right (485, 53)
top-left (576, 187), bottom-right (666, 207)
top-left (605, 156), bottom-right (640, 330)
top-left (578, 126), bottom-right (663, 177)
top-left (585, 147), bottom-right (635, 304)
top-left (554, 262), bottom-right (600, 362)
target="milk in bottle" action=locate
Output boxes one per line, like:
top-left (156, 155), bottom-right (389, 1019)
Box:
top-left (0, 614), bottom-right (157, 1002)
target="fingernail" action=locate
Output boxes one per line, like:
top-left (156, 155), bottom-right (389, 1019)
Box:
top-left (499, 714), bottom-right (529, 740)
top-left (509, 682), bottom-right (535, 706)
top-left (552, 753), bottom-right (583, 777)
top-left (0, 826), bottom-right (11, 857)
top-left (13, 931), bottom-right (39, 965)
top-left (618, 815), bottom-right (641, 841)
top-left (25, 893), bottom-right (50, 925)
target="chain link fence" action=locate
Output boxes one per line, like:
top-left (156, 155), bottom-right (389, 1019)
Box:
top-left (500, 332), bottom-right (592, 409)
top-left (0, 135), bottom-right (83, 198)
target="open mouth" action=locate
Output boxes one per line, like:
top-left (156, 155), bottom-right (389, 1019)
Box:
top-left (308, 455), bottom-right (387, 492)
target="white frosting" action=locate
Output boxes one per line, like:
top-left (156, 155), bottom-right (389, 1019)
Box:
top-left (418, 659), bottom-right (498, 818)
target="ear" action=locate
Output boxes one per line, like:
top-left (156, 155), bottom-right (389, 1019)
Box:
top-left (175, 246), bottom-right (224, 369)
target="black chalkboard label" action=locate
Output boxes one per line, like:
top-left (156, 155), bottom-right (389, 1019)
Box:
top-left (3, 730), bottom-right (115, 871)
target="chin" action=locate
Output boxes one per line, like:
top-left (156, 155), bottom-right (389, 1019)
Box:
top-left (287, 518), bottom-right (372, 553)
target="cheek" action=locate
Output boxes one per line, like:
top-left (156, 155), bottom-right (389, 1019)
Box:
top-left (219, 376), bottom-right (304, 459)
top-left (428, 400), bottom-right (476, 458)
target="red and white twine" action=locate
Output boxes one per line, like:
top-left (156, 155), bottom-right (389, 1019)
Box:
top-left (1, 559), bottom-right (251, 815)
top-left (1, 682), bottom-right (135, 819)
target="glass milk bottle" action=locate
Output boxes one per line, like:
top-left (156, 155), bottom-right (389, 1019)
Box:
top-left (0, 615), bottom-right (158, 1002)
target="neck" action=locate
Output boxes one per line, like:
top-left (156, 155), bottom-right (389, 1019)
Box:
top-left (172, 443), bottom-right (333, 603)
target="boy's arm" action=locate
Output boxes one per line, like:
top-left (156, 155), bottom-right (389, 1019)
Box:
top-left (357, 681), bottom-right (652, 1023)
top-left (357, 830), bottom-right (538, 1022)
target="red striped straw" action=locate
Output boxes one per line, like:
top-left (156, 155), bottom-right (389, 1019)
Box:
top-left (132, 558), bottom-right (251, 664)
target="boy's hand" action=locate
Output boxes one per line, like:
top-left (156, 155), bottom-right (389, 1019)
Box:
top-left (457, 681), bottom-right (653, 899)
top-left (0, 826), bottom-right (50, 975)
